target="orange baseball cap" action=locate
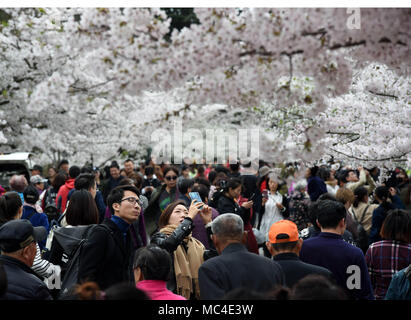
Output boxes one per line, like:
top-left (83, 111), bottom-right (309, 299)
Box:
top-left (268, 220), bottom-right (299, 244)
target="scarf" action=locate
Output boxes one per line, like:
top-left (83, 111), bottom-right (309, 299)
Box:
top-left (160, 224), bottom-right (205, 299)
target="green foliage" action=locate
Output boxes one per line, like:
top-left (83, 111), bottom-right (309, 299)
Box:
top-left (161, 8), bottom-right (200, 41)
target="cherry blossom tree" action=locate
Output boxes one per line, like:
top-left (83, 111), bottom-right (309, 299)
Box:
top-left (0, 8), bottom-right (409, 168)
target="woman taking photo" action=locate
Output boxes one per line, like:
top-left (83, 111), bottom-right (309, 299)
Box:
top-left (150, 199), bottom-right (213, 299)
top-left (258, 173), bottom-right (289, 257)
top-left (214, 178), bottom-right (258, 253)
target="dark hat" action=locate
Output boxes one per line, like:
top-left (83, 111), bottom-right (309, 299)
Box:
top-left (0, 220), bottom-right (47, 253)
top-left (23, 184), bottom-right (39, 203)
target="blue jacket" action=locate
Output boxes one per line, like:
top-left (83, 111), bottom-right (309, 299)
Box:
top-left (22, 205), bottom-right (50, 251)
top-left (369, 195), bottom-right (405, 245)
top-left (384, 266), bottom-right (411, 300)
top-left (300, 232), bottom-right (374, 300)
top-left (307, 176), bottom-right (327, 202)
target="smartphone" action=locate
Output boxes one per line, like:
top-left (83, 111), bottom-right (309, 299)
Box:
top-left (262, 190), bottom-right (268, 199)
top-left (189, 192), bottom-right (204, 209)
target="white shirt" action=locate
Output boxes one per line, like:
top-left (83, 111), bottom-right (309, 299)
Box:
top-left (259, 191), bottom-right (284, 241)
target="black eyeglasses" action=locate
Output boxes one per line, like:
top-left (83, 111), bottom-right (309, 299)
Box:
top-left (120, 197), bottom-right (142, 206)
top-left (165, 175), bottom-right (178, 181)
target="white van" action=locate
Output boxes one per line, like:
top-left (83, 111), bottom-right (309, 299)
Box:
top-left (0, 152), bottom-right (36, 188)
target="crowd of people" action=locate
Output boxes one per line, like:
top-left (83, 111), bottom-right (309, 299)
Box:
top-left (0, 157), bottom-right (410, 301)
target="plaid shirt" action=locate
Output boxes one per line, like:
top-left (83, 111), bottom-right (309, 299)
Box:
top-left (365, 240), bottom-right (411, 299)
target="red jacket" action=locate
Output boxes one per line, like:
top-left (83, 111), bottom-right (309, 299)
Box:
top-left (56, 178), bottom-right (75, 214)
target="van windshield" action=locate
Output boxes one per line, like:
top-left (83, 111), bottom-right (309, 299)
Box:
top-left (0, 163), bottom-right (30, 188)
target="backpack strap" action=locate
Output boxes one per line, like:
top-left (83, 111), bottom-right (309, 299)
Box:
top-left (358, 205), bottom-right (370, 225)
top-left (25, 210), bottom-right (36, 221)
top-left (405, 265), bottom-right (411, 280)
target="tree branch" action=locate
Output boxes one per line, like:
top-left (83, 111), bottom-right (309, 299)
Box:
top-left (329, 147), bottom-right (410, 162)
top-left (368, 90), bottom-right (398, 99)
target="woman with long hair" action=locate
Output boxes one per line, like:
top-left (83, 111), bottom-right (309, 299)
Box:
top-left (150, 199), bottom-right (213, 299)
top-left (366, 209), bottom-right (411, 299)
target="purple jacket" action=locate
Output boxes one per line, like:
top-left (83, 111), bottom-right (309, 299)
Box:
top-left (192, 207), bottom-right (219, 249)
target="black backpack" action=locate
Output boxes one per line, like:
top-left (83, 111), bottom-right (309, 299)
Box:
top-left (54, 224), bottom-right (109, 298)
top-left (43, 187), bottom-right (59, 223)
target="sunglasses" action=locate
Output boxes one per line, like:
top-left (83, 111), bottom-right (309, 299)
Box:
top-left (165, 175), bottom-right (178, 181)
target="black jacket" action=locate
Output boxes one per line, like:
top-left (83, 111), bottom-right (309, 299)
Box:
top-left (78, 219), bottom-right (137, 290)
top-left (198, 243), bottom-right (285, 300)
top-left (272, 252), bottom-right (334, 288)
top-left (144, 184), bottom-right (167, 236)
top-left (216, 194), bottom-right (251, 225)
top-left (0, 255), bottom-right (52, 300)
top-left (151, 217), bottom-right (217, 293)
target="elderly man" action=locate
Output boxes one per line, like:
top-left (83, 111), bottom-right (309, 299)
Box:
top-left (9, 175), bottom-right (28, 204)
top-left (265, 220), bottom-right (333, 288)
top-left (198, 213), bottom-right (285, 299)
top-left (0, 219), bottom-right (52, 300)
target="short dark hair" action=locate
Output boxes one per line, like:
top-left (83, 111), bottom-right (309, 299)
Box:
top-left (208, 170), bottom-right (217, 185)
top-left (224, 177), bottom-right (242, 193)
top-left (107, 185), bottom-right (139, 215)
top-left (74, 173), bottom-right (96, 191)
top-left (124, 159), bottom-right (134, 164)
top-left (316, 200), bottom-right (346, 229)
top-left (380, 209), bottom-right (411, 243)
top-left (104, 283), bottom-right (149, 300)
top-left (194, 177), bottom-right (211, 190)
top-left (0, 192), bottom-right (22, 225)
top-left (58, 159), bottom-right (69, 168)
top-left (144, 166), bottom-right (154, 176)
top-left (133, 244), bottom-right (172, 281)
top-left (353, 186), bottom-right (368, 208)
top-left (23, 184), bottom-right (39, 204)
top-left (69, 166), bottom-right (81, 179)
top-left (271, 241), bottom-right (298, 252)
top-left (191, 184), bottom-right (209, 202)
top-left (118, 178), bottom-right (142, 195)
top-left (66, 190), bottom-right (99, 226)
top-left (178, 178), bottom-right (194, 195)
top-left (291, 274), bottom-right (347, 300)
top-left (229, 162), bottom-right (240, 172)
top-left (109, 161), bottom-right (120, 170)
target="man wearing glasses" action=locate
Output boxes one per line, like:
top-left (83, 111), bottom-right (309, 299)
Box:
top-left (78, 185), bottom-right (143, 290)
top-left (145, 166), bottom-right (181, 237)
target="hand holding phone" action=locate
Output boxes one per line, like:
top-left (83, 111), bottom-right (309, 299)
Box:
top-left (189, 192), bottom-right (204, 209)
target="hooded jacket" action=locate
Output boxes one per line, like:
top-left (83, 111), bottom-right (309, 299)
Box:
top-left (55, 178), bottom-right (75, 214)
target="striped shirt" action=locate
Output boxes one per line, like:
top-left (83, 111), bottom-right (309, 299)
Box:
top-left (365, 240), bottom-right (411, 300)
top-left (32, 243), bottom-right (61, 289)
